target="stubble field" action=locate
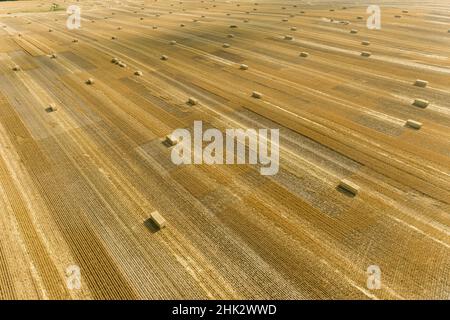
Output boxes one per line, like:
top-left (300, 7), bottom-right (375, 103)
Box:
top-left (0, 0), bottom-right (449, 299)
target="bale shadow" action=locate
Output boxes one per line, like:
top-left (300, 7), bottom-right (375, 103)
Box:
top-left (336, 186), bottom-right (356, 198)
top-left (161, 139), bottom-right (173, 148)
top-left (144, 218), bottom-right (160, 234)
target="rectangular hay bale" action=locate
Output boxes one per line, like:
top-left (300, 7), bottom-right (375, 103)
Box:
top-left (149, 211), bottom-right (166, 229)
top-left (339, 179), bottom-right (360, 195)
top-left (413, 99), bottom-right (429, 108)
top-left (406, 119), bottom-right (422, 129)
top-left (414, 79), bottom-right (428, 88)
top-left (165, 134), bottom-right (179, 146)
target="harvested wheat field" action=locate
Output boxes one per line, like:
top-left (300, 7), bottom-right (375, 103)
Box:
top-left (0, 0), bottom-right (449, 300)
